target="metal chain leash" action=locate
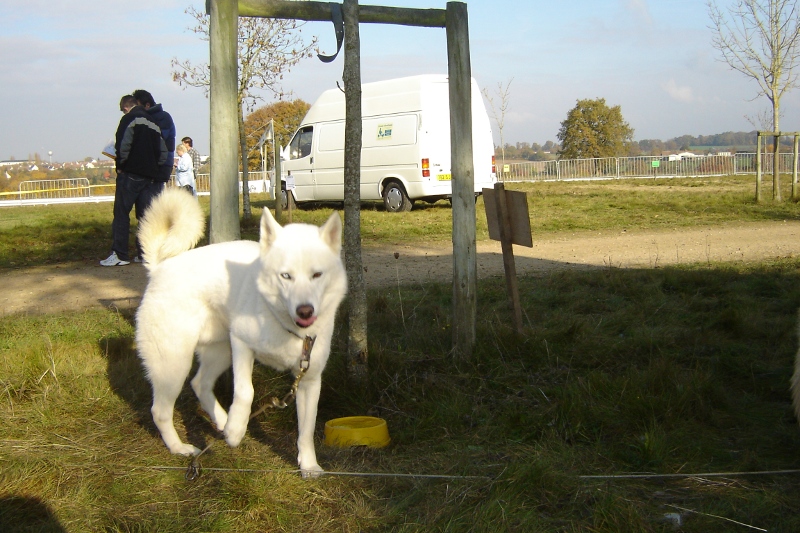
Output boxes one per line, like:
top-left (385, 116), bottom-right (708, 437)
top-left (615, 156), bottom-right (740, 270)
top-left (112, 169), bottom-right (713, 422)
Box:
top-left (186, 335), bottom-right (316, 481)
top-left (249, 335), bottom-right (315, 418)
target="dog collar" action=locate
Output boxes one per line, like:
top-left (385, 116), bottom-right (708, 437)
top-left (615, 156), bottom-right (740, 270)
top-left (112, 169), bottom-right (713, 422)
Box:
top-left (284, 328), bottom-right (316, 371)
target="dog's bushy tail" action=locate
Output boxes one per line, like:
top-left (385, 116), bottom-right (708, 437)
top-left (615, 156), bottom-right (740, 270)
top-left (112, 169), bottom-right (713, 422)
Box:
top-left (138, 187), bottom-right (205, 270)
top-left (793, 310), bottom-right (800, 426)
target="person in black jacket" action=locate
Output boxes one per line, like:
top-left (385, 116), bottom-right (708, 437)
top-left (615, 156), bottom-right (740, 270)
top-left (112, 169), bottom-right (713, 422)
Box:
top-left (100, 94), bottom-right (167, 266)
top-left (133, 89), bottom-right (176, 182)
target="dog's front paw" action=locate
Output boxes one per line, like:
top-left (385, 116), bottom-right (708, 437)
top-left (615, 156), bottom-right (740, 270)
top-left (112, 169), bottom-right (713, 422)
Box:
top-left (223, 421), bottom-right (247, 448)
top-left (300, 464), bottom-right (324, 479)
top-left (168, 442), bottom-right (201, 456)
top-left (212, 411), bottom-right (228, 432)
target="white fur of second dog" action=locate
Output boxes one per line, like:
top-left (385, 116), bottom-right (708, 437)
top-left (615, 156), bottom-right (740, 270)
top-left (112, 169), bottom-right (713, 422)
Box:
top-left (793, 311), bottom-right (800, 425)
top-left (135, 187), bottom-right (347, 476)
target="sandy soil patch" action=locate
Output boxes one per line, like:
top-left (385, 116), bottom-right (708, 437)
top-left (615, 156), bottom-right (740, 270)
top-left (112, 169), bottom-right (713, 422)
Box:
top-left (2, 221), bottom-right (799, 316)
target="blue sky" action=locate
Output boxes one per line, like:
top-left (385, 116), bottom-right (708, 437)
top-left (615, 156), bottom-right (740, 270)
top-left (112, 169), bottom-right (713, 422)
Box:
top-left (1, 0), bottom-right (797, 162)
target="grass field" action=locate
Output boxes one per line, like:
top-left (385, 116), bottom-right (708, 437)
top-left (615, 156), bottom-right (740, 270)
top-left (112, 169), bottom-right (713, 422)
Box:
top-left (1, 175), bottom-right (800, 532)
top-left (1, 174), bottom-right (799, 269)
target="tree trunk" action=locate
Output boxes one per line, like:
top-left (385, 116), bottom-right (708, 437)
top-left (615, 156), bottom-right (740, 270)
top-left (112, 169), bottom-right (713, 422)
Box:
top-left (343, 0), bottom-right (368, 380)
top-left (773, 101), bottom-right (782, 202)
top-left (239, 101), bottom-right (252, 220)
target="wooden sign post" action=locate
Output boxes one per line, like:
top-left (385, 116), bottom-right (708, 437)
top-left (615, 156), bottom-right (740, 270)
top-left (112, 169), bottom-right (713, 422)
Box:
top-left (483, 182), bottom-right (532, 333)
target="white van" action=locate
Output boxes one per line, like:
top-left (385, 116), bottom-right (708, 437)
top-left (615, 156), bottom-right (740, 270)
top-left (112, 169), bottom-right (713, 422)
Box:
top-left (280, 74), bottom-right (497, 212)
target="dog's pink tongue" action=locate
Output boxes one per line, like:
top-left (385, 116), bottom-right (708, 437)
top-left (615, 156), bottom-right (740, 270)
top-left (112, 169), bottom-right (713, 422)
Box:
top-left (296, 316), bottom-right (317, 328)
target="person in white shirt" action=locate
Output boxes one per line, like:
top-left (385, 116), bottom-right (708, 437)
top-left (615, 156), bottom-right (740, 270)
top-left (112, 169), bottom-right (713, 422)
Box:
top-left (174, 143), bottom-right (196, 197)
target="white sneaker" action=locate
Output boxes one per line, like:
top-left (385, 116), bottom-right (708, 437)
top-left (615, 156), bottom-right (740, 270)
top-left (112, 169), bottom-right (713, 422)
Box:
top-left (133, 255), bottom-right (145, 264)
top-left (100, 252), bottom-right (130, 267)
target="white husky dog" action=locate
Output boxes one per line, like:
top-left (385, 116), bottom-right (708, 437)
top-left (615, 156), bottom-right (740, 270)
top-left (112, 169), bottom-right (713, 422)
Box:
top-left (135, 188), bottom-right (347, 476)
top-left (793, 314), bottom-right (800, 426)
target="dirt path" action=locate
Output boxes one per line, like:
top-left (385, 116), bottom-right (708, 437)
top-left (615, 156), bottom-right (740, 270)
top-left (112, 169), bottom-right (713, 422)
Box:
top-left (2, 221), bottom-right (799, 316)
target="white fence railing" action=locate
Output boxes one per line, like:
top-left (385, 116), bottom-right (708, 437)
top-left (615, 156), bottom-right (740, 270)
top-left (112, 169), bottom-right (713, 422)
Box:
top-left (497, 153), bottom-right (797, 182)
top-left (193, 171), bottom-right (274, 195)
top-left (18, 178), bottom-right (92, 199)
top-left (4, 154), bottom-right (797, 205)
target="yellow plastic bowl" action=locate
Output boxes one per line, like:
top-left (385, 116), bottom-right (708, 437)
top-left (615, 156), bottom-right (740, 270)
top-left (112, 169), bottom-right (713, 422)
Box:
top-left (324, 416), bottom-right (390, 448)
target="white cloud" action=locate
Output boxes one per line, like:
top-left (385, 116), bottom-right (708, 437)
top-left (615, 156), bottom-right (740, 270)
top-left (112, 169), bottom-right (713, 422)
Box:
top-left (662, 79), bottom-right (695, 103)
top-left (624, 0), bottom-right (653, 25)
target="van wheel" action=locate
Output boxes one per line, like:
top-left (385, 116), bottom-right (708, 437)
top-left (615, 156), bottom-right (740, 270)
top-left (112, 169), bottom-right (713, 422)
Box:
top-left (281, 184), bottom-right (296, 211)
top-left (383, 181), bottom-right (413, 212)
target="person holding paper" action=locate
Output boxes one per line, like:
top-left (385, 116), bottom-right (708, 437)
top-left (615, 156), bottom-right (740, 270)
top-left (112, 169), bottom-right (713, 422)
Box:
top-left (100, 94), bottom-right (167, 266)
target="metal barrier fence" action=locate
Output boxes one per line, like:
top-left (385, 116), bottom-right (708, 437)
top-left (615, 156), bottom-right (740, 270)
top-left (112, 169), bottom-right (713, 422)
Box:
top-left (4, 155), bottom-right (798, 203)
top-left (18, 178), bottom-right (92, 199)
top-left (497, 152), bottom-right (798, 182)
top-left (193, 171), bottom-right (274, 194)
top-left (1, 171), bottom-right (271, 202)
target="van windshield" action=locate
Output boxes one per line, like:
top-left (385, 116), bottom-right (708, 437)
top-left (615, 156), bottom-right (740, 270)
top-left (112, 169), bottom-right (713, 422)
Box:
top-left (289, 126), bottom-right (313, 159)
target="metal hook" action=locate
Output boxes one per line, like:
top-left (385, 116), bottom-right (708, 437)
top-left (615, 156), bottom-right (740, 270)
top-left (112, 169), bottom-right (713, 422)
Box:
top-left (318, 3), bottom-right (344, 63)
top-left (184, 444), bottom-right (212, 482)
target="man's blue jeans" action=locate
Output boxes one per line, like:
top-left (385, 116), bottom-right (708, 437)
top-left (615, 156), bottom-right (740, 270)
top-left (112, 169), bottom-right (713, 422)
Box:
top-left (111, 172), bottom-right (165, 261)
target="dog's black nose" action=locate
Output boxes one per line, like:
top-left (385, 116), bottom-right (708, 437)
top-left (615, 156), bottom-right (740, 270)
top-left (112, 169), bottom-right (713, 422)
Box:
top-left (296, 304), bottom-right (314, 320)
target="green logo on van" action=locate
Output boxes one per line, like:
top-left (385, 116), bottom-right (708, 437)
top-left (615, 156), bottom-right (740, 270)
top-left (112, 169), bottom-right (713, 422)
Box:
top-left (377, 124), bottom-right (393, 140)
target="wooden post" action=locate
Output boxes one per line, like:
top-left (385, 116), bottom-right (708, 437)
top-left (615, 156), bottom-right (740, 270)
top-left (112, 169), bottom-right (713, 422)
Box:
top-left (230, 0), bottom-right (477, 359)
top-left (493, 182), bottom-right (523, 333)
top-left (273, 123), bottom-right (283, 223)
top-left (793, 135), bottom-right (799, 201)
top-left (343, 0), bottom-right (368, 378)
top-left (446, 1), bottom-right (476, 360)
top-left (756, 132), bottom-right (762, 203)
top-left (209, 0), bottom-right (241, 242)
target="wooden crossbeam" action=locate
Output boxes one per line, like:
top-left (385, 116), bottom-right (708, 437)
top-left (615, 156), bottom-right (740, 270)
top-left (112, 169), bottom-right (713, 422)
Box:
top-left (237, 0), bottom-right (446, 26)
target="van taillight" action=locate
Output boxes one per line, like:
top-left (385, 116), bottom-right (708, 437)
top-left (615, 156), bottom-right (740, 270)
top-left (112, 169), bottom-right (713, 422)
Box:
top-left (422, 158), bottom-right (430, 178)
top-left (492, 155), bottom-right (496, 174)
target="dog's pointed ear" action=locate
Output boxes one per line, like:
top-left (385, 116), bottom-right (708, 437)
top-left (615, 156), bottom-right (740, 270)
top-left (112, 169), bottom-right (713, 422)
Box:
top-left (260, 208), bottom-right (282, 253)
top-left (319, 211), bottom-right (342, 255)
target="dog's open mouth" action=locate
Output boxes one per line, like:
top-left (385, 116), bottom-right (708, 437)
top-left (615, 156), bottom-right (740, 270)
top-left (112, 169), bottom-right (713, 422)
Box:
top-left (295, 316), bottom-right (317, 328)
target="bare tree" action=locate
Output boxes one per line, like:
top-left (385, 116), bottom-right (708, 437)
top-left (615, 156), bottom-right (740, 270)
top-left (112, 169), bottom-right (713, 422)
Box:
top-left (745, 106), bottom-right (778, 130)
top-left (708, 0), bottom-right (800, 201)
top-left (482, 78), bottom-right (512, 176)
top-left (172, 5), bottom-right (317, 218)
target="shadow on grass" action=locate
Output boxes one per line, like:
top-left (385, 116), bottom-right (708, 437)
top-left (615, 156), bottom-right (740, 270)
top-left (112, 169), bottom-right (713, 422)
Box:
top-left (96, 310), bottom-right (305, 466)
top-left (0, 496), bottom-right (66, 533)
top-left (98, 313), bottom-right (221, 452)
top-left (7, 256), bottom-right (800, 530)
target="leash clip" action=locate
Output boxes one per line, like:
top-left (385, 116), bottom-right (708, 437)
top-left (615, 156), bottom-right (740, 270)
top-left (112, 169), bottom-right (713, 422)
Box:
top-left (185, 444), bottom-right (212, 481)
top-left (300, 335), bottom-right (315, 370)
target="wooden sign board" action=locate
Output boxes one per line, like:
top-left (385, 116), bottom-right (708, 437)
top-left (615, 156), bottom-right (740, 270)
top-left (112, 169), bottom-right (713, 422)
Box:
top-left (483, 187), bottom-right (532, 248)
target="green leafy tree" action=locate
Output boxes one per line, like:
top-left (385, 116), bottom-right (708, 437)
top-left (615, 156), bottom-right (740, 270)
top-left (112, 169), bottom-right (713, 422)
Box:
top-left (171, 5), bottom-right (317, 218)
top-left (243, 99), bottom-right (310, 170)
top-left (557, 98), bottom-right (634, 159)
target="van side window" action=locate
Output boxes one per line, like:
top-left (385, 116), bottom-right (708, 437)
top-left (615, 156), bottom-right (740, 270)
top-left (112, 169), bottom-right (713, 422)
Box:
top-left (289, 126), bottom-right (314, 159)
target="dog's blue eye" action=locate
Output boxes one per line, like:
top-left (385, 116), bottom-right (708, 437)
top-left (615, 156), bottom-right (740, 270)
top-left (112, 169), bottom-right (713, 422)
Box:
top-left (280, 273), bottom-right (292, 280)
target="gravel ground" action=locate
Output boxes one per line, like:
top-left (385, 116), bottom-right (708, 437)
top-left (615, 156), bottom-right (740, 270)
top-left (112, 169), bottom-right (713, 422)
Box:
top-left (2, 221), bottom-right (799, 316)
